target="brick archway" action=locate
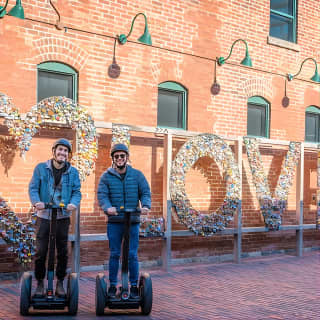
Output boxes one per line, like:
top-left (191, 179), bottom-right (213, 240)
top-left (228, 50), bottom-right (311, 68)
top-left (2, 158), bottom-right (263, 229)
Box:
top-left (239, 78), bottom-right (273, 101)
top-left (18, 37), bottom-right (90, 72)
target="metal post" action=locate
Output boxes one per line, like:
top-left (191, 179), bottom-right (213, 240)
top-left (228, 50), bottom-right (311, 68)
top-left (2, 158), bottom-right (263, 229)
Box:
top-left (161, 133), bottom-right (172, 271)
top-left (234, 137), bottom-right (243, 263)
top-left (71, 131), bottom-right (81, 274)
top-left (71, 206), bottom-right (80, 274)
top-left (296, 143), bottom-right (304, 257)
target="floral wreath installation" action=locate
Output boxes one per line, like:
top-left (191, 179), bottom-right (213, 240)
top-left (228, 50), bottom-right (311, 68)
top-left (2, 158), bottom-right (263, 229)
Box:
top-left (0, 93), bottom-right (98, 266)
top-left (0, 196), bottom-right (36, 267)
top-left (111, 124), bottom-right (164, 237)
top-left (244, 137), bottom-right (301, 230)
top-left (170, 133), bottom-right (241, 236)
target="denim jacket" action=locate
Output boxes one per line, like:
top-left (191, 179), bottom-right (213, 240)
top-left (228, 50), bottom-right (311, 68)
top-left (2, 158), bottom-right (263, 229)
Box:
top-left (28, 160), bottom-right (81, 219)
top-left (97, 165), bottom-right (151, 223)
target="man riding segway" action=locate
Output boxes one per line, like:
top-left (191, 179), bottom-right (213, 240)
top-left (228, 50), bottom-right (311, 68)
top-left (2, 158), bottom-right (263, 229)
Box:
top-left (28, 138), bottom-right (81, 300)
top-left (97, 143), bottom-right (151, 304)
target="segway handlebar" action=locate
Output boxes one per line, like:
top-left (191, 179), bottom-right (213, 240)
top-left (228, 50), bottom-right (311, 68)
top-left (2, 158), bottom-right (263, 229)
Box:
top-left (44, 202), bottom-right (66, 209)
top-left (117, 208), bottom-right (141, 214)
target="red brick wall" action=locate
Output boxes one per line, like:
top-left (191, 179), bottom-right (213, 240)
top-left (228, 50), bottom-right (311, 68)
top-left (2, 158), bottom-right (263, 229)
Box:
top-left (0, 0), bottom-right (319, 273)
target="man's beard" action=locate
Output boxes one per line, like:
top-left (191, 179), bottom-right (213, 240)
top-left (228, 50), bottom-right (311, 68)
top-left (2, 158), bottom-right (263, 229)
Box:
top-left (54, 156), bottom-right (66, 165)
top-left (115, 161), bottom-right (127, 170)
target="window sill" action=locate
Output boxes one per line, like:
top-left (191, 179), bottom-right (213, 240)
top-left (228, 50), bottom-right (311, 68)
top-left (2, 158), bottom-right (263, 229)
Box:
top-left (304, 141), bottom-right (320, 146)
top-left (267, 36), bottom-right (300, 52)
top-left (246, 134), bottom-right (269, 139)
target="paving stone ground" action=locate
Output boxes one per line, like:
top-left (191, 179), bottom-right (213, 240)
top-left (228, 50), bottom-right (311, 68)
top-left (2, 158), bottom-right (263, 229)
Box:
top-left (0, 251), bottom-right (319, 320)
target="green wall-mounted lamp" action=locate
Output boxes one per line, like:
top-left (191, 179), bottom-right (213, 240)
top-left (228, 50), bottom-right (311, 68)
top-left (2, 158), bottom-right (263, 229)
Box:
top-left (217, 39), bottom-right (252, 67)
top-left (0, 0), bottom-right (24, 19)
top-left (287, 57), bottom-right (320, 83)
top-left (117, 13), bottom-right (152, 45)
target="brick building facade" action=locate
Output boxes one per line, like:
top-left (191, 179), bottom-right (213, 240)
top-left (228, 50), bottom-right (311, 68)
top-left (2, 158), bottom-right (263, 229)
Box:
top-left (0, 0), bottom-right (319, 273)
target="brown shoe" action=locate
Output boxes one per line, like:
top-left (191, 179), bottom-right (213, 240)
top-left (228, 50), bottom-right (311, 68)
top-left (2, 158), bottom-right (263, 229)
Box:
top-left (55, 280), bottom-right (66, 297)
top-left (34, 280), bottom-right (45, 297)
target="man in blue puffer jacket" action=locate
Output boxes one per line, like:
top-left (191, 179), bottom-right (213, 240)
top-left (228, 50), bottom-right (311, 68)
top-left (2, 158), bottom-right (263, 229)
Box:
top-left (29, 138), bottom-right (81, 298)
top-left (97, 143), bottom-right (151, 299)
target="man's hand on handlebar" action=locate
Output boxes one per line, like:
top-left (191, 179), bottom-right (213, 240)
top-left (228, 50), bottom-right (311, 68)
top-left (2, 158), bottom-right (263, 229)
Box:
top-left (34, 202), bottom-right (45, 210)
top-left (141, 207), bottom-right (150, 215)
top-left (106, 207), bottom-right (118, 216)
top-left (66, 203), bottom-right (77, 212)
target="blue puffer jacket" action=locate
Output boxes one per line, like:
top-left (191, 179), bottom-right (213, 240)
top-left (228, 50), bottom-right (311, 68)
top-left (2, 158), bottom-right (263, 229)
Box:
top-left (29, 160), bottom-right (81, 219)
top-left (97, 165), bottom-right (151, 223)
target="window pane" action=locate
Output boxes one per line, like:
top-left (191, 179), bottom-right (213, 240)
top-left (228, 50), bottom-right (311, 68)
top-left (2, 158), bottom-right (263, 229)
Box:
top-left (38, 71), bottom-right (73, 102)
top-left (305, 113), bottom-right (319, 142)
top-left (247, 104), bottom-right (266, 137)
top-left (157, 89), bottom-right (183, 128)
top-left (271, 0), bottom-right (293, 15)
top-left (270, 13), bottom-right (293, 42)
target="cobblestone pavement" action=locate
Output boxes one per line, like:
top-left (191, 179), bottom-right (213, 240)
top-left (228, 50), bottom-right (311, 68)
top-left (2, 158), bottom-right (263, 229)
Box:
top-left (0, 251), bottom-right (319, 320)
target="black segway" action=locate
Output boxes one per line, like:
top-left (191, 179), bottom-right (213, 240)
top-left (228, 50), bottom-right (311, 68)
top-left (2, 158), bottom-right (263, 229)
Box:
top-left (20, 204), bottom-right (79, 315)
top-left (95, 208), bottom-right (152, 315)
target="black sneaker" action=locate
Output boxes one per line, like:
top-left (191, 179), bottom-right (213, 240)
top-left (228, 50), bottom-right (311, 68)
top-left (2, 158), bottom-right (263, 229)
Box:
top-left (108, 285), bottom-right (117, 298)
top-left (56, 280), bottom-right (66, 297)
top-left (130, 285), bottom-right (139, 299)
top-left (34, 280), bottom-right (45, 297)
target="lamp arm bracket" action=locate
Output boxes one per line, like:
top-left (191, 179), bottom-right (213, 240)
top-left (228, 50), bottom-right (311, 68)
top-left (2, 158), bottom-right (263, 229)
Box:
top-left (126, 12), bottom-right (147, 39)
top-left (289, 57), bottom-right (318, 79)
top-left (223, 39), bottom-right (249, 63)
top-left (49, 0), bottom-right (63, 29)
top-left (0, 0), bottom-right (10, 15)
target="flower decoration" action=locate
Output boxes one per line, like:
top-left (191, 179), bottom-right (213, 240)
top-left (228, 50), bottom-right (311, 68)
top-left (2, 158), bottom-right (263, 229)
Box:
top-left (170, 134), bottom-right (240, 236)
top-left (244, 137), bottom-right (301, 230)
top-left (0, 196), bottom-right (37, 267)
top-left (0, 95), bottom-right (98, 181)
top-left (111, 124), bottom-right (130, 149)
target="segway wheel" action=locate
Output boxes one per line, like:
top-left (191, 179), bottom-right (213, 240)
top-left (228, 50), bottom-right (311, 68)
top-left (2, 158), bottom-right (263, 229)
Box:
top-left (139, 273), bottom-right (153, 315)
top-left (20, 272), bottom-right (32, 316)
top-left (95, 273), bottom-right (107, 316)
top-left (67, 273), bottom-right (79, 315)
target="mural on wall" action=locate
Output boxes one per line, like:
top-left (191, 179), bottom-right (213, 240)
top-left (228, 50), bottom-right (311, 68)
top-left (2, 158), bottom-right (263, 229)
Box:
top-left (108, 129), bottom-right (303, 235)
top-left (0, 94), bottom-right (310, 264)
top-left (0, 94), bottom-right (98, 266)
top-left (244, 137), bottom-right (301, 230)
top-left (111, 124), bottom-right (131, 149)
top-left (0, 94), bottom-right (98, 182)
top-left (170, 134), bottom-right (241, 236)
top-left (111, 125), bottom-right (164, 237)
top-left (0, 196), bottom-right (37, 267)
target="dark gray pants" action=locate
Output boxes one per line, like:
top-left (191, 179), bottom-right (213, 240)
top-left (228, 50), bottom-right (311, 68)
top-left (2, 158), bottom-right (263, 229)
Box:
top-left (34, 217), bottom-right (70, 281)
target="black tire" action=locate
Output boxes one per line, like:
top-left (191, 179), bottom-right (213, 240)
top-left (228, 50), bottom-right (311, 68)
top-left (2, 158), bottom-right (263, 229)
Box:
top-left (67, 273), bottom-right (79, 315)
top-left (95, 273), bottom-right (107, 316)
top-left (139, 273), bottom-right (152, 315)
top-left (20, 272), bottom-right (32, 316)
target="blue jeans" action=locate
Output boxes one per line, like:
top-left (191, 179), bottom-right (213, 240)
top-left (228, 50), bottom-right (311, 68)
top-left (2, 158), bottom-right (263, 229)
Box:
top-left (107, 222), bottom-right (140, 286)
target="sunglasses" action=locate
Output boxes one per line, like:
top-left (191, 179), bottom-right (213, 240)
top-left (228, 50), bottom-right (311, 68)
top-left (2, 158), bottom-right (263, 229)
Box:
top-left (113, 154), bottom-right (126, 160)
